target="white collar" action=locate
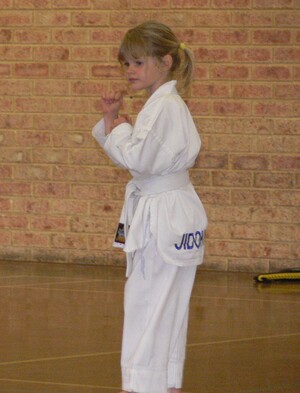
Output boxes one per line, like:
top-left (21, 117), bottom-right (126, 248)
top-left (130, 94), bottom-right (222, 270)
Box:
top-left (144, 80), bottom-right (178, 107)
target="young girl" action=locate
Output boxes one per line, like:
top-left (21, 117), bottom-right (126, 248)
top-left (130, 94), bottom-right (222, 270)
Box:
top-left (92, 21), bottom-right (208, 393)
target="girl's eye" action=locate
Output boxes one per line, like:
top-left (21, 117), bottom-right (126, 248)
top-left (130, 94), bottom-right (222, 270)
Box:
top-left (123, 62), bottom-right (129, 68)
top-left (135, 60), bottom-right (144, 66)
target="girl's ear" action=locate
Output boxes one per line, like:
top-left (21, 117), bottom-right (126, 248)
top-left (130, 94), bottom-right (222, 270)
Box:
top-left (162, 54), bottom-right (173, 71)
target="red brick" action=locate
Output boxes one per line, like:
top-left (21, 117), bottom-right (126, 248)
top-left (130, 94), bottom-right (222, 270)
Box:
top-left (15, 97), bottom-right (50, 112)
top-left (72, 184), bottom-right (111, 200)
top-left (232, 118), bottom-right (273, 134)
top-left (0, 114), bottom-right (32, 129)
top-left (72, 47), bottom-right (109, 61)
top-left (194, 48), bottom-right (229, 62)
top-left (34, 183), bottom-right (70, 198)
top-left (231, 155), bottom-right (270, 170)
top-left (212, 171), bottom-right (252, 187)
top-left (250, 243), bottom-right (290, 259)
top-left (88, 235), bottom-right (114, 251)
top-left (275, 84), bottom-right (300, 99)
top-left (32, 149), bottom-right (69, 164)
top-left (52, 97), bottom-right (90, 113)
top-left (34, 11), bottom-right (70, 26)
top-left (34, 46), bottom-right (69, 61)
top-left (253, 30), bottom-right (291, 44)
top-left (72, 12), bottom-right (109, 26)
top-left (273, 119), bottom-right (300, 135)
top-left (31, 216), bottom-right (69, 231)
top-left (208, 240), bottom-right (248, 258)
top-left (53, 28), bottom-right (88, 43)
top-left (190, 11), bottom-right (231, 26)
top-left (195, 153), bottom-right (228, 169)
top-left (271, 224), bottom-right (300, 241)
top-left (0, 12), bottom-right (32, 26)
top-left (0, 130), bottom-right (15, 146)
top-left (274, 48), bottom-right (300, 62)
top-left (91, 28), bottom-right (126, 44)
top-left (72, 81), bottom-right (108, 96)
top-left (211, 65), bottom-right (249, 79)
top-left (253, 101), bottom-right (295, 117)
top-left (14, 165), bottom-right (52, 181)
top-left (90, 201), bottom-right (123, 217)
top-left (51, 199), bottom-right (88, 215)
top-left (0, 64), bottom-right (11, 77)
top-left (212, 29), bottom-right (249, 44)
top-left (212, 0), bottom-right (250, 7)
top-left (0, 45), bottom-right (31, 60)
top-left (275, 12), bottom-right (300, 26)
top-left (51, 234), bottom-right (87, 249)
top-left (53, 166), bottom-right (95, 182)
top-left (15, 63), bottom-right (48, 77)
top-left (33, 114), bottom-right (73, 131)
top-left (132, 0), bottom-right (169, 7)
top-left (92, 0), bottom-right (130, 8)
top-left (207, 135), bottom-right (252, 152)
top-left (0, 148), bottom-right (31, 163)
top-left (252, 66), bottom-right (291, 80)
top-left (232, 11), bottom-right (272, 26)
top-left (12, 232), bottom-right (49, 247)
top-left (0, 215), bottom-right (28, 229)
top-left (14, 0), bottom-right (51, 8)
top-left (232, 190), bottom-right (272, 205)
top-left (0, 29), bottom-right (12, 42)
top-left (13, 199), bottom-right (50, 214)
top-left (0, 183), bottom-right (31, 196)
top-left (254, 136), bottom-right (299, 154)
top-left (0, 0), bottom-right (12, 9)
top-left (14, 29), bottom-right (50, 43)
top-left (272, 191), bottom-right (300, 207)
top-left (91, 64), bottom-right (122, 78)
top-left (69, 149), bottom-right (110, 165)
top-left (52, 132), bottom-right (95, 148)
top-left (0, 166), bottom-right (12, 179)
top-left (196, 118), bottom-right (232, 134)
top-left (213, 101), bottom-right (251, 116)
top-left (15, 130), bottom-right (51, 147)
top-left (34, 80), bottom-right (68, 96)
top-left (254, 173), bottom-right (293, 188)
top-left (192, 82), bottom-right (230, 97)
top-left (71, 216), bottom-right (107, 233)
top-left (232, 48), bottom-right (271, 62)
top-left (0, 199), bottom-right (11, 212)
top-left (230, 223), bottom-right (269, 240)
top-left (171, 0), bottom-right (209, 8)
top-left (232, 84), bottom-right (272, 98)
top-left (250, 206), bottom-right (293, 225)
top-left (52, 0), bottom-right (89, 7)
top-left (272, 156), bottom-right (300, 171)
top-left (253, 0), bottom-right (293, 8)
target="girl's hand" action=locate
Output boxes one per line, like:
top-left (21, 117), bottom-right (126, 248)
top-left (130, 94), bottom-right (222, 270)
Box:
top-left (102, 90), bottom-right (127, 135)
top-left (112, 114), bottom-right (132, 128)
top-left (101, 90), bottom-right (126, 116)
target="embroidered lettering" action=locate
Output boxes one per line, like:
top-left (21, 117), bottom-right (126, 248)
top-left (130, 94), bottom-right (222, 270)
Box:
top-left (174, 230), bottom-right (205, 251)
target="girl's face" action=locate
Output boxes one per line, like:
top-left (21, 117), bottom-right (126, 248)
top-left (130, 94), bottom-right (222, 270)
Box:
top-left (122, 56), bottom-right (172, 96)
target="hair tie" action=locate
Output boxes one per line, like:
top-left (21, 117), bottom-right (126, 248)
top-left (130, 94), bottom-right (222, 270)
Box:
top-left (179, 42), bottom-right (186, 50)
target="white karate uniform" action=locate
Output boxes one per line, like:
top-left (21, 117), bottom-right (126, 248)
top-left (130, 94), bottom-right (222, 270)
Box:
top-left (92, 80), bottom-right (208, 393)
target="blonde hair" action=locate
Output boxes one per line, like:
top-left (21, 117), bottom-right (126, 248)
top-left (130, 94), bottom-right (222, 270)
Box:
top-left (118, 21), bottom-right (194, 94)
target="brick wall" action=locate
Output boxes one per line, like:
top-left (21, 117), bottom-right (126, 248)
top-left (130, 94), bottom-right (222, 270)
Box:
top-left (0, 0), bottom-right (299, 272)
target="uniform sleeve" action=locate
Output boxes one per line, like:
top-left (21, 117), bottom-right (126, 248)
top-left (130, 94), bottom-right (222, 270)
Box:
top-left (93, 97), bottom-right (191, 176)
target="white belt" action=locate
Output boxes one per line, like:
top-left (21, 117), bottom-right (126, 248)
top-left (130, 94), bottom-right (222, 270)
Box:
top-left (122, 171), bottom-right (190, 276)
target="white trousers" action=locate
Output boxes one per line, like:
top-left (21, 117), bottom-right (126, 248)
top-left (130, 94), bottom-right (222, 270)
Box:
top-left (121, 236), bottom-right (197, 393)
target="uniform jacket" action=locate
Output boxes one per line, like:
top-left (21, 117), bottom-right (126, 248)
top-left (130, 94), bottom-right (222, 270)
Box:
top-left (92, 80), bottom-right (208, 268)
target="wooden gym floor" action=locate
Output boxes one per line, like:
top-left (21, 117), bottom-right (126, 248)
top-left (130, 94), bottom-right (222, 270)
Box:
top-left (0, 260), bottom-right (299, 393)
